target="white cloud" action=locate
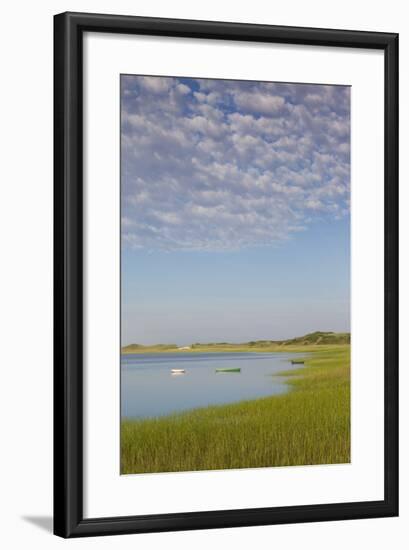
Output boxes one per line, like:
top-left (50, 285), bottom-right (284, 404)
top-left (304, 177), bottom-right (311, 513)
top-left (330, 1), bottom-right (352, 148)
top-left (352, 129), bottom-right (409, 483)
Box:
top-left (121, 76), bottom-right (350, 251)
top-left (176, 83), bottom-right (190, 95)
top-left (138, 76), bottom-right (173, 93)
top-left (233, 91), bottom-right (286, 115)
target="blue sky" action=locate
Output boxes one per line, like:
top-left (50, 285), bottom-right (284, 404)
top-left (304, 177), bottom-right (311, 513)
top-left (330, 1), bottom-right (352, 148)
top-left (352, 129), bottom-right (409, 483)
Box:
top-left (121, 75), bottom-right (350, 345)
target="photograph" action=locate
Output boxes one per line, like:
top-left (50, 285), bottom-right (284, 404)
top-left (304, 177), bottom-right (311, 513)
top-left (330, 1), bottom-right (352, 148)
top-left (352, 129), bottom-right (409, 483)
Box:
top-left (120, 74), bottom-right (351, 475)
top-left (52, 10), bottom-right (398, 538)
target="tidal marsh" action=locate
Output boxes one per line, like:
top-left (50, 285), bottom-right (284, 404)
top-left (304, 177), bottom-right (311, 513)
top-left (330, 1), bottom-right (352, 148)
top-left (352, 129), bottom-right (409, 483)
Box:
top-left (121, 345), bottom-right (350, 474)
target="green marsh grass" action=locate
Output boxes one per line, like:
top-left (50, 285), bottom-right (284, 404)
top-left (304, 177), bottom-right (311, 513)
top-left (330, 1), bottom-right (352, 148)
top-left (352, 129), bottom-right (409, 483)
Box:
top-left (121, 345), bottom-right (350, 474)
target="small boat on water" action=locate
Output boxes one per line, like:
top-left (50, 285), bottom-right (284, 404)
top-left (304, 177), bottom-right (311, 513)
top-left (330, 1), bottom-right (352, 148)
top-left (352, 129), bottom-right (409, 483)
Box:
top-left (291, 360), bottom-right (304, 364)
top-left (215, 368), bottom-right (241, 373)
top-left (171, 368), bottom-right (186, 374)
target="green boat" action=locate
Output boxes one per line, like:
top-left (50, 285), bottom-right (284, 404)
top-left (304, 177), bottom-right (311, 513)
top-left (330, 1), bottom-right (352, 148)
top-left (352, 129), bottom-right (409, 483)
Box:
top-left (215, 368), bottom-right (241, 373)
top-left (291, 359), bottom-right (304, 364)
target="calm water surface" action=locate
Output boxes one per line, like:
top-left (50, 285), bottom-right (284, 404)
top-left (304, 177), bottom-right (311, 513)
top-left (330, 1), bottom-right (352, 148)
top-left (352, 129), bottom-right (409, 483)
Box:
top-left (121, 352), bottom-right (306, 418)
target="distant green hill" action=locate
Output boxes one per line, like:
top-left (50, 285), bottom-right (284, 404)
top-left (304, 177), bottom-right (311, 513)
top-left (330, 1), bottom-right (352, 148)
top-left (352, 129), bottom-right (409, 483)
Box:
top-left (280, 331), bottom-right (350, 346)
top-left (191, 332), bottom-right (350, 349)
top-left (121, 332), bottom-right (350, 353)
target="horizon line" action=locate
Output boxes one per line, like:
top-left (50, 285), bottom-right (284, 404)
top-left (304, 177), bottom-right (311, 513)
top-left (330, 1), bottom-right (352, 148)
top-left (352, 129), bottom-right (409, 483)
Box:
top-left (121, 330), bottom-right (351, 348)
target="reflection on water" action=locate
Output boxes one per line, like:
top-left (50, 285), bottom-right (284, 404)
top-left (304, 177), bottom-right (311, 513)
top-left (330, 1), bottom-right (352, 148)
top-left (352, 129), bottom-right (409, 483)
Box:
top-left (121, 352), bottom-right (305, 418)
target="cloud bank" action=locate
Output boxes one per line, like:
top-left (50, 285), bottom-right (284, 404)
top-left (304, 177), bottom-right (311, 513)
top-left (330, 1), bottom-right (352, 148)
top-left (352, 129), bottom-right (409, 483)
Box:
top-left (121, 76), bottom-right (350, 251)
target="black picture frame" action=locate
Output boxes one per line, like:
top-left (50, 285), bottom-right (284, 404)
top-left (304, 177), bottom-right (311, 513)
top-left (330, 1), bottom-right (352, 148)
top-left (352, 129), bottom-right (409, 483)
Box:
top-left (54, 11), bottom-right (399, 538)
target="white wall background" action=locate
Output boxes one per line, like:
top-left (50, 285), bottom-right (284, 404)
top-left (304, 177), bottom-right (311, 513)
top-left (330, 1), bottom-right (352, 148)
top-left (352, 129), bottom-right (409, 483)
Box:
top-left (0, 0), bottom-right (406, 547)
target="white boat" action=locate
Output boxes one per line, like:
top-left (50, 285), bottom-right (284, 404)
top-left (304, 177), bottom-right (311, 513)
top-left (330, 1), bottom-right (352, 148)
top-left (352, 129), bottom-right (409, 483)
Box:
top-left (171, 368), bottom-right (186, 374)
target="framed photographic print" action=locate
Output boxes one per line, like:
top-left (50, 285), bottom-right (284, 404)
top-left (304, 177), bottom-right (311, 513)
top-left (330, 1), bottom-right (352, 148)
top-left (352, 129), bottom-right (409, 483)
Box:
top-left (54, 12), bottom-right (398, 538)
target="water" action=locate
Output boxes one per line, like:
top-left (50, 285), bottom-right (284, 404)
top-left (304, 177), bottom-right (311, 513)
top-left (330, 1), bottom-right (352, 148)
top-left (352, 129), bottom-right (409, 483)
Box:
top-left (121, 352), bottom-right (306, 418)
